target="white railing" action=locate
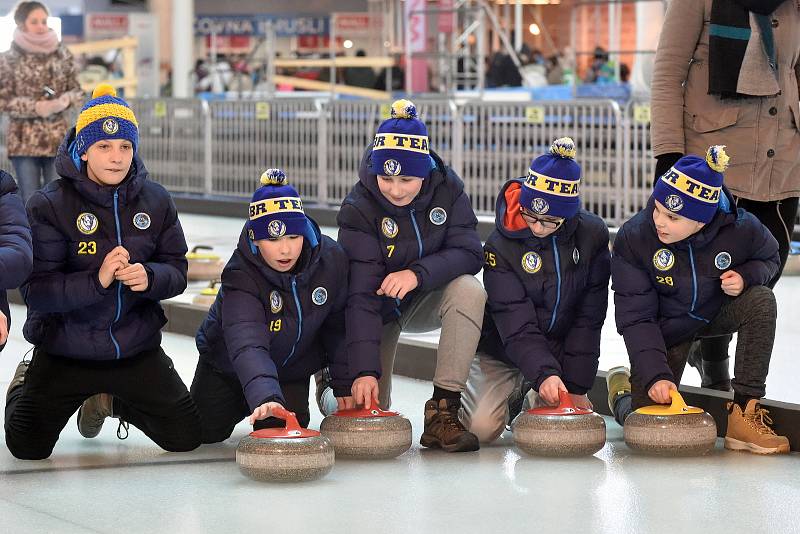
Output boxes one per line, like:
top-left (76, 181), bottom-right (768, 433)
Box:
top-left (0, 97), bottom-right (663, 227)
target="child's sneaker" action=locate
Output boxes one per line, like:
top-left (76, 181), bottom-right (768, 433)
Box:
top-left (420, 398), bottom-right (480, 452)
top-left (314, 368), bottom-right (339, 416)
top-left (724, 400), bottom-right (790, 455)
top-left (5, 360), bottom-right (29, 401)
top-left (77, 393), bottom-right (114, 438)
top-left (605, 366), bottom-right (631, 413)
top-left (505, 378), bottom-right (533, 429)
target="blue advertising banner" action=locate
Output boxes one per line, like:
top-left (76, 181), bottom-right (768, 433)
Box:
top-left (194, 14), bottom-right (329, 37)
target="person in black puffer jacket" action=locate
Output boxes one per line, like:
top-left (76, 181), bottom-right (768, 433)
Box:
top-left (190, 169), bottom-right (352, 443)
top-left (608, 146), bottom-right (790, 455)
top-left (328, 99), bottom-right (486, 453)
top-left (5, 84), bottom-right (201, 460)
top-left (0, 170), bottom-right (33, 352)
top-left (462, 138), bottom-right (611, 443)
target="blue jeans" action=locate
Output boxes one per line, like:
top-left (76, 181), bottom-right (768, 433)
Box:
top-left (10, 156), bottom-right (58, 204)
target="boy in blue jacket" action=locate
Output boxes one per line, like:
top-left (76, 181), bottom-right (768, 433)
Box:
top-left (608, 147), bottom-right (789, 454)
top-left (5, 85), bottom-right (201, 460)
top-left (462, 139), bottom-right (611, 442)
top-left (190, 169), bottom-right (352, 441)
top-left (330, 99), bottom-right (486, 452)
top-left (0, 170), bottom-right (33, 353)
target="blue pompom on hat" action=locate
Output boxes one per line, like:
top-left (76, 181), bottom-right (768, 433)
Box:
top-left (369, 99), bottom-right (431, 179)
top-left (652, 146), bottom-right (728, 224)
top-left (247, 169), bottom-right (315, 245)
top-left (519, 137), bottom-right (582, 219)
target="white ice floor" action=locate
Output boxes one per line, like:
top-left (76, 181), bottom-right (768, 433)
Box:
top-left (0, 212), bottom-right (798, 534)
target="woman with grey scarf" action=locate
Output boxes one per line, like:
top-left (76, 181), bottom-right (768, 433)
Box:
top-left (649, 0), bottom-right (800, 391)
top-left (0, 1), bottom-right (83, 202)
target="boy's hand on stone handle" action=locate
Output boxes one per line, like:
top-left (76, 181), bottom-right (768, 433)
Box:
top-left (376, 269), bottom-right (418, 300)
top-left (720, 270), bottom-right (744, 297)
top-left (248, 401), bottom-right (285, 425)
top-left (648, 380), bottom-right (676, 405)
top-left (351, 376), bottom-right (379, 409)
top-left (98, 246), bottom-right (130, 288)
top-left (538, 375), bottom-right (567, 406)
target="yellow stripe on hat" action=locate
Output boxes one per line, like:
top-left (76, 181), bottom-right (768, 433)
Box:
top-left (76, 103), bottom-right (139, 134)
top-left (524, 170), bottom-right (579, 197)
top-left (372, 133), bottom-right (429, 154)
top-left (249, 197), bottom-right (304, 220)
top-left (660, 167), bottom-right (721, 204)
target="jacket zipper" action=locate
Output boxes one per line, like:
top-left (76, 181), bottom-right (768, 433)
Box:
top-left (282, 276), bottom-right (304, 365)
top-left (110, 188), bottom-right (123, 358)
top-left (547, 235), bottom-right (562, 333)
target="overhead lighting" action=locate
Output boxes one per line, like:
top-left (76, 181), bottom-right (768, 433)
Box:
top-left (529, 23), bottom-right (540, 35)
top-left (343, 39), bottom-right (354, 49)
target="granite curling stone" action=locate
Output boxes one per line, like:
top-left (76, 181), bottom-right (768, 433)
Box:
top-left (236, 407), bottom-right (334, 482)
top-left (320, 403), bottom-right (412, 459)
top-left (192, 279), bottom-right (220, 308)
top-left (186, 245), bottom-right (225, 281)
top-left (512, 390), bottom-right (606, 457)
top-left (624, 389), bottom-right (717, 456)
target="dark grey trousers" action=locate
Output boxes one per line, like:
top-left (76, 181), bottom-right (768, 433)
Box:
top-left (614, 285), bottom-right (777, 425)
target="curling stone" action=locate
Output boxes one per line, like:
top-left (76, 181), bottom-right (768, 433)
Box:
top-left (236, 407), bottom-right (334, 482)
top-left (192, 279), bottom-right (220, 308)
top-left (512, 390), bottom-right (606, 457)
top-left (624, 389), bottom-right (717, 456)
top-left (320, 402), bottom-right (412, 459)
top-left (186, 245), bottom-right (225, 281)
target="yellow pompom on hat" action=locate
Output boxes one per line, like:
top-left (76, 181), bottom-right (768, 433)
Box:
top-left (72, 83), bottom-right (139, 156)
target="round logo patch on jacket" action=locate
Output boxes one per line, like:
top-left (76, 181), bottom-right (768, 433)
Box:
top-left (102, 118), bottom-right (119, 135)
top-left (715, 251), bottom-right (732, 270)
top-left (664, 194), bottom-right (684, 212)
top-left (268, 220), bottom-right (286, 238)
top-left (312, 286), bottom-right (328, 305)
top-left (531, 197), bottom-right (550, 214)
top-left (133, 212), bottom-right (151, 230)
top-left (270, 290), bottom-right (283, 313)
top-left (429, 207), bottom-right (447, 225)
top-left (383, 159), bottom-right (402, 176)
top-left (521, 251), bottom-right (542, 274)
top-left (653, 248), bottom-right (675, 271)
top-left (76, 212), bottom-right (99, 235)
top-left (381, 217), bottom-right (398, 238)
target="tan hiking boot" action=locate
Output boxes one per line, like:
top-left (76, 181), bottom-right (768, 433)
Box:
top-left (724, 400), bottom-right (790, 455)
top-left (77, 393), bottom-right (114, 439)
top-left (606, 366), bottom-right (631, 413)
top-left (420, 398), bottom-right (480, 452)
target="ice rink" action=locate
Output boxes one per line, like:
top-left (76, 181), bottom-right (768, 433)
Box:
top-left (1, 211), bottom-right (798, 534)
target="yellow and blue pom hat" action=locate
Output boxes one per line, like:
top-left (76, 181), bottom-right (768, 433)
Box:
top-left (248, 169), bottom-right (315, 244)
top-left (370, 99), bottom-right (433, 179)
top-left (72, 83), bottom-right (139, 158)
top-left (652, 146), bottom-right (728, 224)
top-left (520, 137), bottom-right (581, 219)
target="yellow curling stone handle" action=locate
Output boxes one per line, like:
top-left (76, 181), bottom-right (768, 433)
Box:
top-left (635, 389), bottom-right (704, 415)
top-left (187, 245), bottom-right (221, 261)
top-left (200, 280), bottom-right (221, 296)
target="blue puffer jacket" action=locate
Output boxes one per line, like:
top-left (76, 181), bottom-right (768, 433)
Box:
top-left (0, 171), bottom-right (33, 351)
top-left (478, 179), bottom-right (611, 394)
top-left (21, 128), bottom-right (188, 359)
top-left (337, 147), bottom-right (484, 378)
top-left (196, 221), bottom-right (350, 410)
top-left (612, 189), bottom-right (779, 392)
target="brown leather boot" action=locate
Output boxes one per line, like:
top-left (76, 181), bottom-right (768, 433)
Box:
top-left (724, 400), bottom-right (790, 455)
top-left (420, 398), bottom-right (479, 453)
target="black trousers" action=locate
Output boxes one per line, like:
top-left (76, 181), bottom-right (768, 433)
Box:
top-left (189, 360), bottom-right (311, 444)
top-left (4, 347), bottom-right (202, 460)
